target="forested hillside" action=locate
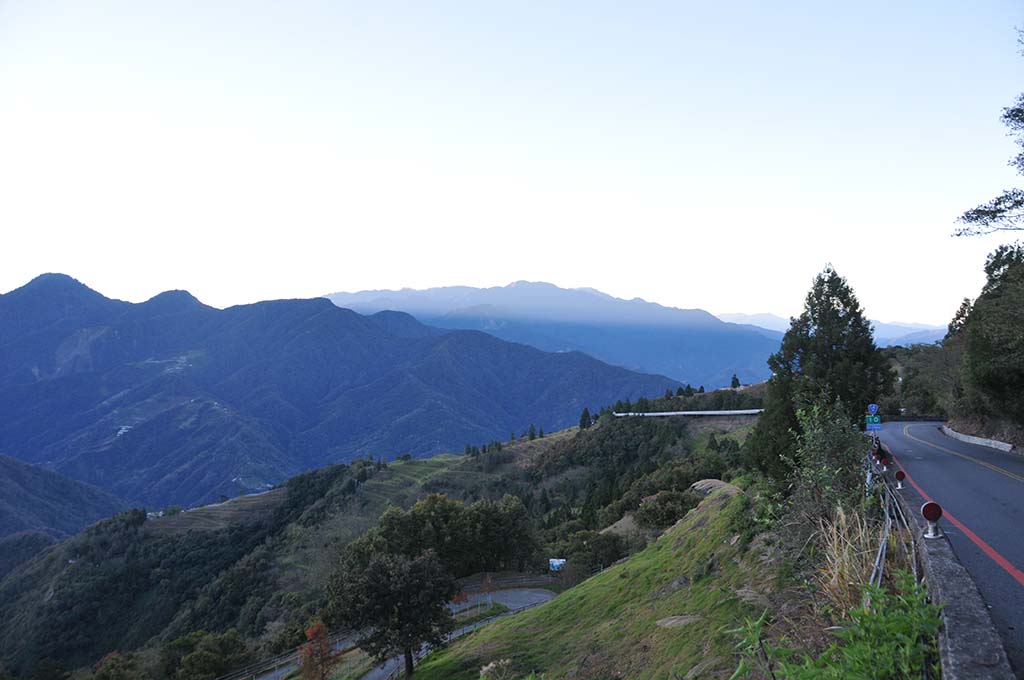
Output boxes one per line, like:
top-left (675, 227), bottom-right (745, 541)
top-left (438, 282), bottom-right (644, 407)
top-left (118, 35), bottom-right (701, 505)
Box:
top-left (0, 455), bottom-right (126, 540)
top-left (0, 389), bottom-right (758, 678)
top-left (882, 244), bottom-right (1024, 445)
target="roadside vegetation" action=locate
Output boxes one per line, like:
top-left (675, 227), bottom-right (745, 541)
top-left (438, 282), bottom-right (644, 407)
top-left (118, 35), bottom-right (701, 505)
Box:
top-left (0, 393), bottom-right (759, 679)
top-left (0, 256), bottom-right (959, 680)
top-left (410, 265), bottom-right (941, 679)
top-left (0, 263), bottom-right (949, 680)
top-left (885, 44), bottom-right (1024, 445)
top-left (882, 244), bottom-right (1024, 447)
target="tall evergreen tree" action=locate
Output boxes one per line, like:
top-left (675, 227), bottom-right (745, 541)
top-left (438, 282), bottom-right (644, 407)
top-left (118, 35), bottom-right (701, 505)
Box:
top-left (961, 244), bottom-right (1024, 420)
top-left (731, 374), bottom-right (741, 389)
top-left (749, 265), bottom-right (894, 481)
top-left (327, 546), bottom-right (456, 679)
top-left (579, 407), bottom-right (592, 429)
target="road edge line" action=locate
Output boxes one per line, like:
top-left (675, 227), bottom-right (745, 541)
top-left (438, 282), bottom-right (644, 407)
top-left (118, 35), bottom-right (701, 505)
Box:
top-left (884, 447), bottom-right (1017, 679)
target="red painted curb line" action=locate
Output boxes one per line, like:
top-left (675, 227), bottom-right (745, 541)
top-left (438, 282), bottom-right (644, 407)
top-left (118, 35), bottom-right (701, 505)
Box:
top-left (892, 456), bottom-right (1024, 589)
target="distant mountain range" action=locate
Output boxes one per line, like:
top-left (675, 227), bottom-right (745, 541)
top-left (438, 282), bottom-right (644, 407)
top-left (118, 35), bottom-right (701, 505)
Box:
top-left (716, 312), bottom-right (945, 347)
top-left (326, 282), bottom-right (782, 388)
top-left (0, 454), bottom-right (126, 540)
top-left (0, 274), bottom-right (677, 507)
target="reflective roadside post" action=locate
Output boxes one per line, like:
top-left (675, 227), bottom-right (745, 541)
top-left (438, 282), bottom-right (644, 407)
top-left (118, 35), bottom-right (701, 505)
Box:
top-left (922, 502), bottom-right (943, 539)
top-left (894, 469), bottom-right (905, 490)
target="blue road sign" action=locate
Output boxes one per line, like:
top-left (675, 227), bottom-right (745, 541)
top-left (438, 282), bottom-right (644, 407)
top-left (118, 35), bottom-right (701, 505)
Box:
top-left (868, 403), bottom-right (879, 416)
top-left (866, 422), bottom-right (882, 431)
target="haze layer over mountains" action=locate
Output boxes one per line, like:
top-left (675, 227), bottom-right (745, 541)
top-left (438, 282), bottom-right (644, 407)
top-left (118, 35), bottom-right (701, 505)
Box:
top-left (327, 282), bottom-right (783, 389)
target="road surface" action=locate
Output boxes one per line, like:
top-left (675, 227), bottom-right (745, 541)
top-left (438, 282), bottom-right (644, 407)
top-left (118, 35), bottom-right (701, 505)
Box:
top-left (244, 588), bottom-right (556, 680)
top-left (361, 588), bottom-right (556, 680)
top-left (882, 422), bottom-right (1024, 676)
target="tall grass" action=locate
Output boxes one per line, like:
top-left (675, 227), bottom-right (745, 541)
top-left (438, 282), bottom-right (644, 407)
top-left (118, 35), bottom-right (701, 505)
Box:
top-left (814, 507), bottom-right (876, 618)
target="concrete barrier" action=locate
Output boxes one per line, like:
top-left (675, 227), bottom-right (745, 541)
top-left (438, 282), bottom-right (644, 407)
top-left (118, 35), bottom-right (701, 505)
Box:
top-left (613, 409), bottom-right (764, 417)
top-left (890, 476), bottom-right (1015, 679)
top-left (941, 425), bottom-right (1015, 453)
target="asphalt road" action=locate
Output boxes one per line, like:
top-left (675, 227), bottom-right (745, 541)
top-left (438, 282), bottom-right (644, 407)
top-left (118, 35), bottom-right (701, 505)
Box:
top-left (882, 422), bottom-right (1024, 676)
top-left (361, 588), bottom-right (556, 680)
top-left (245, 588), bottom-right (556, 680)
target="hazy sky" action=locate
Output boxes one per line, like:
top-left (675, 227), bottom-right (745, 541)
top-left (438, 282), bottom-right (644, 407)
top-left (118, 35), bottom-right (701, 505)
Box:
top-left (2, 1), bottom-right (1021, 325)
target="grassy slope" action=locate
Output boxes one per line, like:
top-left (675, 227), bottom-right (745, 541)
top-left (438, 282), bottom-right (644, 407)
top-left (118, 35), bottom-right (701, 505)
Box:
top-left (415, 488), bottom-right (762, 680)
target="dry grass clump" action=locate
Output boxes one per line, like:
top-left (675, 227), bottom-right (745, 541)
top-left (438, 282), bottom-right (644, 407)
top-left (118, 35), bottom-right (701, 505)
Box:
top-left (814, 506), bottom-right (876, 618)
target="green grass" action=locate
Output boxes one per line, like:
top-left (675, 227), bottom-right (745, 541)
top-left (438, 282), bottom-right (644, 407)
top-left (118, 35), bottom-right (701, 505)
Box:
top-left (414, 488), bottom-right (763, 680)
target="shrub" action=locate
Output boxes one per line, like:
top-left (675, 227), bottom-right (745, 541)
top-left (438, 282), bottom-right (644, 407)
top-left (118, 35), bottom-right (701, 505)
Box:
top-left (732, 571), bottom-right (940, 679)
top-left (634, 490), bottom-right (700, 530)
top-left (781, 397), bottom-right (868, 551)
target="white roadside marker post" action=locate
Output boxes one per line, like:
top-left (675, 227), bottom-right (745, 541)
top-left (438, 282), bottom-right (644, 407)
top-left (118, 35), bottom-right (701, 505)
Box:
top-left (922, 501), bottom-right (943, 539)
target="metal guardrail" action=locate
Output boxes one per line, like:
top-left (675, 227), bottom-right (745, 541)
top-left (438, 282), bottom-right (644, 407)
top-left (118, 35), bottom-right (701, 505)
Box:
top-left (863, 443), bottom-right (932, 679)
top-left (214, 628), bottom-right (355, 680)
top-left (613, 409), bottom-right (764, 417)
top-left (214, 575), bottom-right (558, 680)
top-left (383, 600), bottom-right (548, 680)
top-left (865, 447), bottom-right (917, 588)
top-left (458, 574), bottom-right (556, 592)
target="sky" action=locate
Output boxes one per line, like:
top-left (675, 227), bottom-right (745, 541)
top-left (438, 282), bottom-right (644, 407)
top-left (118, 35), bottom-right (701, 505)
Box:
top-left (1, 1), bottom-right (1022, 325)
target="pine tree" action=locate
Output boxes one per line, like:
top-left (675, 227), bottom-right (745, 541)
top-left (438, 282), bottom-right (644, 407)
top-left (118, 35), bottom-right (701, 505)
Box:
top-left (528, 424), bottom-right (537, 440)
top-left (579, 407), bottom-right (592, 429)
top-left (676, 386), bottom-right (685, 397)
top-left (731, 374), bottom-right (741, 389)
top-left (749, 265), bottom-right (894, 481)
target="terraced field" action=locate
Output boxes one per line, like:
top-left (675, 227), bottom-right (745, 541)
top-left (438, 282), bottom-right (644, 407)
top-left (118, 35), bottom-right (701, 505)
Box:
top-left (148, 488), bottom-right (288, 534)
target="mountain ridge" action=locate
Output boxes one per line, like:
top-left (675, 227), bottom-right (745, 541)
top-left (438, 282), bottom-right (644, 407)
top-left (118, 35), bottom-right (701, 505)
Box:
top-left (0, 454), bottom-right (127, 540)
top-left (326, 282), bottom-right (780, 387)
top-left (717, 311), bottom-right (945, 347)
top-left (0, 274), bottom-right (678, 507)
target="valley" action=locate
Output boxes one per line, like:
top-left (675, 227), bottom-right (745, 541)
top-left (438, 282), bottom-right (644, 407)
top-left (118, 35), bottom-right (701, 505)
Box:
top-left (0, 274), bottom-right (677, 507)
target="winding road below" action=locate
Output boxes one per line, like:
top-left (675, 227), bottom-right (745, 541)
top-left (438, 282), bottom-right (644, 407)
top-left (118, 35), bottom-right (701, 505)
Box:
top-left (361, 588), bottom-right (556, 680)
top-left (882, 421), bottom-right (1024, 676)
